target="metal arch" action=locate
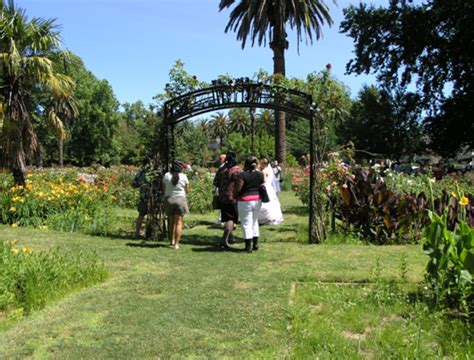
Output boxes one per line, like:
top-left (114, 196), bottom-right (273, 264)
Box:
top-left (163, 83), bottom-right (314, 125)
top-left (157, 80), bottom-right (321, 244)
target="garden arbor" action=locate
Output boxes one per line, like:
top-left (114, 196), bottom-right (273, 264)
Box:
top-left (151, 78), bottom-right (324, 243)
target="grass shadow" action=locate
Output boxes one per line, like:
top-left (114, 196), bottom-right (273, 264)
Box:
top-left (105, 232), bottom-right (137, 241)
top-left (180, 234), bottom-right (219, 247)
top-left (283, 206), bottom-right (309, 216)
top-left (126, 241), bottom-right (169, 249)
top-left (191, 245), bottom-right (244, 253)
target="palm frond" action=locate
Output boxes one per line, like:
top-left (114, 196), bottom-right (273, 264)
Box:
top-left (219, 0), bottom-right (335, 49)
top-left (48, 108), bottom-right (66, 140)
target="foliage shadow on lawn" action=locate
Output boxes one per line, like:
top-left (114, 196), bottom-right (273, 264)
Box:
top-left (105, 232), bottom-right (137, 241)
top-left (180, 234), bottom-right (219, 247)
top-left (283, 205), bottom-right (309, 216)
top-left (125, 241), bottom-right (169, 249)
top-left (191, 245), bottom-right (244, 253)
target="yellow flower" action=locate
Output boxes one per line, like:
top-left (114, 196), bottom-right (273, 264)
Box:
top-left (460, 196), bottom-right (469, 206)
top-left (10, 248), bottom-right (19, 254)
top-left (451, 191), bottom-right (457, 198)
top-left (39, 225), bottom-right (48, 231)
top-left (8, 239), bottom-right (18, 245)
top-left (22, 246), bottom-right (33, 254)
top-left (10, 223), bottom-right (18, 228)
top-left (9, 206), bottom-right (16, 212)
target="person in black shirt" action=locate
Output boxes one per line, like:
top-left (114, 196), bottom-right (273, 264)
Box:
top-left (234, 156), bottom-right (264, 252)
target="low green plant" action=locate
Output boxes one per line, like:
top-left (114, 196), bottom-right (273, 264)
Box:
top-left (423, 210), bottom-right (474, 319)
top-left (0, 239), bottom-right (108, 317)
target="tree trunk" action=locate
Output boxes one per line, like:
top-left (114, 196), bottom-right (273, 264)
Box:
top-left (271, 36), bottom-right (288, 165)
top-left (59, 137), bottom-right (64, 167)
top-left (10, 141), bottom-right (27, 186)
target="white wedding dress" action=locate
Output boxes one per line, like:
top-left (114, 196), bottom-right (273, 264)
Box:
top-left (258, 167), bottom-right (284, 225)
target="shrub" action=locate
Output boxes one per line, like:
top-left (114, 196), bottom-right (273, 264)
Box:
top-left (96, 166), bottom-right (139, 208)
top-left (187, 173), bottom-right (215, 214)
top-left (337, 168), bottom-right (430, 244)
top-left (0, 239), bottom-right (108, 316)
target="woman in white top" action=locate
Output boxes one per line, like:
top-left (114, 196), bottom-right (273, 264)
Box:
top-left (163, 160), bottom-right (189, 249)
top-left (258, 158), bottom-right (284, 225)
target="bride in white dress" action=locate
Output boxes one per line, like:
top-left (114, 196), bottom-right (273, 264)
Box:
top-left (258, 158), bottom-right (284, 225)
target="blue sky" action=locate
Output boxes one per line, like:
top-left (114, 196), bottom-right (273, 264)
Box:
top-left (19, 0), bottom-right (385, 105)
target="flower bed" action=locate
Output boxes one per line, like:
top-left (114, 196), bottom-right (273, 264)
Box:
top-left (0, 170), bottom-right (116, 234)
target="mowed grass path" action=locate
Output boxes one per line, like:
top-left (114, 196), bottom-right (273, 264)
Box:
top-left (0, 192), bottom-right (431, 358)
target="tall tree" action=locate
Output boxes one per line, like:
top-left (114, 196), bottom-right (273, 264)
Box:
top-left (228, 108), bottom-right (251, 135)
top-left (0, 0), bottom-right (75, 183)
top-left (219, 0), bottom-right (335, 164)
top-left (283, 68), bottom-right (351, 158)
top-left (116, 101), bottom-right (156, 164)
top-left (341, 0), bottom-right (474, 157)
top-left (210, 111), bottom-right (229, 148)
top-left (339, 85), bottom-right (423, 161)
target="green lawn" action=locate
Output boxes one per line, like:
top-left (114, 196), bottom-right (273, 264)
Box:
top-left (0, 192), bottom-right (472, 358)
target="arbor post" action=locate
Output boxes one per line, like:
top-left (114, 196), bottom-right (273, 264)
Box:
top-left (309, 107), bottom-right (327, 244)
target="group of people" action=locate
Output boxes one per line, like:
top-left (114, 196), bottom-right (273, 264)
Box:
top-left (134, 152), bottom-right (284, 252)
top-left (213, 151), bottom-right (283, 252)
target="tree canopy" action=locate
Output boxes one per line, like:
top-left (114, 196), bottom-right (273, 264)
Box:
top-left (341, 0), bottom-right (474, 157)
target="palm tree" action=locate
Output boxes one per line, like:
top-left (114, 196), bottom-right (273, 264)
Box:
top-left (219, 0), bottom-right (335, 164)
top-left (256, 109), bottom-right (274, 134)
top-left (210, 112), bottom-right (229, 148)
top-left (228, 108), bottom-right (251, 134)
top-left (0, 0), bottom-right (75, 183)
top-left (49, 87), bottom-right (79, 167)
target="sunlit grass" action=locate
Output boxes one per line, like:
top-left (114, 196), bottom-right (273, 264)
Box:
top-left (0, 191), bottom-right (471, 358)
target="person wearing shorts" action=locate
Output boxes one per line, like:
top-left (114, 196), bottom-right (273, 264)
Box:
top-left (163, 160), bottom-right (189, 250)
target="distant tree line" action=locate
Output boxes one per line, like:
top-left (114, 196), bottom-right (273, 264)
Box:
top-left (2, 0), bottom-right (470, 184)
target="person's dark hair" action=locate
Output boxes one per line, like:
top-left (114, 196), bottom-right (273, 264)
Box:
top-left (244, 156), bottom-right (258, 171)
top-left (171, 160), bottom-right (183, 186)
top-left (223, 150), bottom-right (237, 169)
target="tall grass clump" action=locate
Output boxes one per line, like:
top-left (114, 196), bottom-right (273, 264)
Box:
top-left (0, 239), bottom-right (108, 318)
